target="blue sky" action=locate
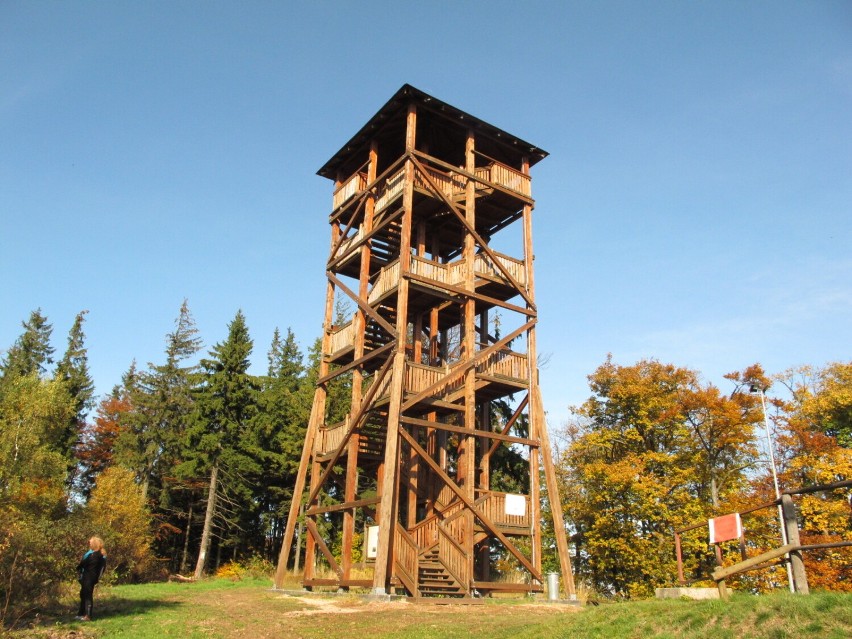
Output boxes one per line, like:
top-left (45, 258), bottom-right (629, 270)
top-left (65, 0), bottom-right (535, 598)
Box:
top-left (2, 1), bottom-right (850, 426)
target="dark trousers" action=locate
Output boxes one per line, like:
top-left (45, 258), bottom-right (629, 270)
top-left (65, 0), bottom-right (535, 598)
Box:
top-left (78, 580), bottom-right (96, 617)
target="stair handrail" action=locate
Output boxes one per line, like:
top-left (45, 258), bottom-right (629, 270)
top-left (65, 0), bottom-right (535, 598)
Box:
top-left (436, 524), bottom-right (471, 595)
top-left (394, 522), bottom-right (419, 597)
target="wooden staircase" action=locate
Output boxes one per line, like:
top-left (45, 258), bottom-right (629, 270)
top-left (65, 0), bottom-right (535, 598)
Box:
top-left (416, 547), bottom-right (467, 599)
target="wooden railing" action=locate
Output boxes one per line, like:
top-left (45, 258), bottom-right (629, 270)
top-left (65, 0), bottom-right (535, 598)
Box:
top-left (368, 370), bottom-right (393, 401)
top-left (410, 515), bottom-right (439, 549)
top-left (435, 484), bottom-right (457, 511)
top-left (484, 163), bottom-right (530, 197)
top-left (367, 157), bottom-right (530, 216)
top-left (394, 523), bottom-right (419, 597)
top-left (367, 252), bottom-right (526, 305)
top-left (474, 491), bottom-right (531, 529)
top-left (474, 252), bottom-right (526, 287)
top-left (411, 255), bottom-right (449, 282)
top-left (369, 260), bottom-right (401, 304)
top-left (316, 420), bottom-right (347, 456)
top-left (375, 168), bottom-right (406, 212)
top-left (332, 172), bottom-right (367, 210)
top-left (477, 349), bottom-right (528, 382)
top-left (437, 524), bottom-right (470, 592)
top-left (405, 362), bottom-right (464, 394)
top-left (375, 164), bottom-right (467, 213)
top-left (330, 228), bottom-right (364, 263)
top-left (327, 321), bottom-right (355, 356)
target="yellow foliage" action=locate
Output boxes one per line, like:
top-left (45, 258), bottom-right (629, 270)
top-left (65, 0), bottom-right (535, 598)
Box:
top-left (87, 465), bottom-right (155, 582)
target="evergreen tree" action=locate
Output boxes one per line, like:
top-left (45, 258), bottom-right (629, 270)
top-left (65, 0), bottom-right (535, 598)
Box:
top-left (252, 328), bottom-right (308, 557)
top-left (55, 310), bottom-right (95, 483)
top-left (0, 309), bottom-right (54, 384)
top-left (181, 311), bottom-right (259, 577)
top-left (117, 301), bottom-right (202, 502)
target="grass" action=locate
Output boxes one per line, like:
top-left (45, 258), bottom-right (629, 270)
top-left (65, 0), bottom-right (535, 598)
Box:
top-left (5, 578), bottom-right (852, 639)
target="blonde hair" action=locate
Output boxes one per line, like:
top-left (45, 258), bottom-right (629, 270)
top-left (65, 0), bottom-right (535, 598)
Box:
top-left (89, 536), bottom-right (105, 553)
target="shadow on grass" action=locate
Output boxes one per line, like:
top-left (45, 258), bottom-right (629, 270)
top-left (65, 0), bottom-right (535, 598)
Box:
top-left (95, 595), bottom-right (184, 618)
top-left (10, 596), bottom-right (183, 633)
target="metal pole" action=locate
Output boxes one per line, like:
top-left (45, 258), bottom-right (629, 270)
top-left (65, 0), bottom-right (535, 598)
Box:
top-left (757, 388), bottom-right (795, 592)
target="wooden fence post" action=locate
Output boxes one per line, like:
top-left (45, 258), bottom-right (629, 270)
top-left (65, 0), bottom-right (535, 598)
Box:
top-left (781, 494), bottom-right (809, 594)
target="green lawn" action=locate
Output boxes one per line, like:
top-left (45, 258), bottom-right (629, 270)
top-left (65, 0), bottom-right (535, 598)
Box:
top-left (8, 578), bottom-right (852, 639)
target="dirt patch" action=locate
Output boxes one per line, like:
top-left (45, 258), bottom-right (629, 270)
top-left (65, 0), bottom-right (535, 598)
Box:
top-left (279, 596), bottom-right (408, 617)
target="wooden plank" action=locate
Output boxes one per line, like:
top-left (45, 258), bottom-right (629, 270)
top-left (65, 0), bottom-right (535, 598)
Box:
top-left (712, 544), bottom-right (796, 581)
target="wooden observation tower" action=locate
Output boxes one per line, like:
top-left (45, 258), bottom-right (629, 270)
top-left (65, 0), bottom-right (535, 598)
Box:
top-left (274, 85), bottom-right (574, 599)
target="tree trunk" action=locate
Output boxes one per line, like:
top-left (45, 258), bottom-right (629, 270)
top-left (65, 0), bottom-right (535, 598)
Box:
top-left (180, 499), bottom-right (194, 574)
top-left (194, 464), bottom-right (218, 579)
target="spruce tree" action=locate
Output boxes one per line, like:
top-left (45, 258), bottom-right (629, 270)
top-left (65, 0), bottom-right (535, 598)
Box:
top-left (252, 328), bottom-right (307, 556)
top-left (0, 309), bottom-right (54, 383)
top-left (55, 311), bottom-right (95, 483)
top-left (116, 301), bottom-right (202, 502)
top-left (182, 311), bottom-right (259, 577)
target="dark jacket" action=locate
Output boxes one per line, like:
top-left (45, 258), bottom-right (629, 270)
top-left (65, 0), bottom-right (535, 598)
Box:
top-left (77, 550), bottom-right (106, 585)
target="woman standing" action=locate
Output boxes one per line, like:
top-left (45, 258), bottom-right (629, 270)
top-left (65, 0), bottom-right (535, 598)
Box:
top-left (76, 536), bottom-right (107, 621)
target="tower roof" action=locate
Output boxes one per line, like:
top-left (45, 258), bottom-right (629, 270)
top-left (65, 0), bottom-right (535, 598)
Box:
top-left (317, 84), bottom-right (548, 180)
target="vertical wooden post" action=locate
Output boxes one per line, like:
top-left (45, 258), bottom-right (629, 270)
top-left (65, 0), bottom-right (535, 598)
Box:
top-left (373, 104), bottom-right (416, 595)
top-left (781, 494), bottom-right (809, 594)
top-left (462, 128), bottom-right (477, 586)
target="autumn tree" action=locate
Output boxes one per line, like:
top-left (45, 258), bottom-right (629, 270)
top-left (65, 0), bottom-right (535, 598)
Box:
top-left (558, 356), bottom-right (762, 597)
top-left (76, 391), bottom-right (133, 497)
top-left (775, 362), bottom-right (852, 590)
top-left (86, 466), bottom-right (155, 582)
top-left (0, 374), bottom-right (76, 620)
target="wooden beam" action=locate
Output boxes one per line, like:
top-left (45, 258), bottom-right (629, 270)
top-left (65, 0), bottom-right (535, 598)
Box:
top-left (318, 341), bottom-right (395, 384)
top-left (712, 544), bottom-right (796, 581)
top-left (400, 416), bottom-right (537, 447)
top-left (533, 385), bottom-right (576, 597)
top-left (485, 394), bottom-right (529, 460)
top-left (327, 271), bottom-right (397, 337)
top-left (274, 389), bottom-right (323, 588)
top-left (307, 496), bottom-right (382, 516)
top-left (305, 517), bottom-right (343, 578)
